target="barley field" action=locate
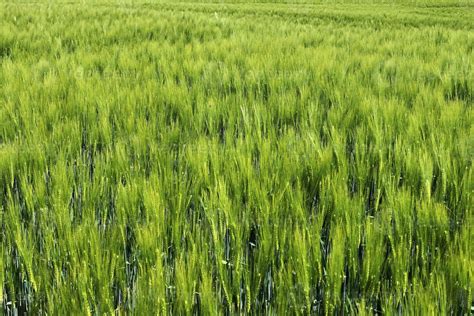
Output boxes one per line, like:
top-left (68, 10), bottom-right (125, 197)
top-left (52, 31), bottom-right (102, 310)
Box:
top-left (0, 0), bottom-right (473, 314)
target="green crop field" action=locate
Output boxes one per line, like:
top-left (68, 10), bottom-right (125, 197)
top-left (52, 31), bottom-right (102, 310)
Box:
top-left (0, 0), bottom-right (473, 314)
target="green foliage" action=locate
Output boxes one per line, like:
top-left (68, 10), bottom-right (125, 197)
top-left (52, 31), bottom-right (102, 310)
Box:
top-left (0, 1), bottom-right (472, 314)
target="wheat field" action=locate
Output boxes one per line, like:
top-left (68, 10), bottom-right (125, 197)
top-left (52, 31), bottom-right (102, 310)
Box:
top-left (0, 0), bottom-right (473, 314)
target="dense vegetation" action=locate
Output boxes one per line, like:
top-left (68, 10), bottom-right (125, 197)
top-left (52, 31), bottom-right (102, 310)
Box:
top-left (1, 1), bottom-right (473, 314)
